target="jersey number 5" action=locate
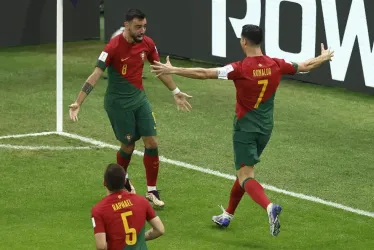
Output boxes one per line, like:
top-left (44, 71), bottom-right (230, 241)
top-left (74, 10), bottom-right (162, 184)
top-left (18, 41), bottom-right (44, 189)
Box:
top-left (254, 79), bottom-right (269, 108)
top-left (121, 211), bottom-right (137, 245)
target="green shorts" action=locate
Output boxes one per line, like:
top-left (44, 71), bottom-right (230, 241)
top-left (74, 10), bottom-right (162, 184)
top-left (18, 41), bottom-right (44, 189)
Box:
top-left (105, 101), bottom-right (157, 145)
top-left (233, 130), bottom-right (271, 170)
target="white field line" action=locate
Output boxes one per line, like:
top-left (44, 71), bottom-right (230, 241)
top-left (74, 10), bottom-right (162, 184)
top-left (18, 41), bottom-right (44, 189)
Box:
top-left (0, 131), bottom-right (102, 150)
top-left (0, 131), bottom-right (57, 140)
top-left (1, 131), bottom-right (373, 218)
top-left (0, 144), bottom-right (101, 150)
top-left (57, 132), bottom-right (374, 219)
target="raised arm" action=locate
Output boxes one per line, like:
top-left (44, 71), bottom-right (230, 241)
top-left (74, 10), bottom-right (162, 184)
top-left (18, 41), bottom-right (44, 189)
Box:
top-left (296, 43), bottom-right (334, 73)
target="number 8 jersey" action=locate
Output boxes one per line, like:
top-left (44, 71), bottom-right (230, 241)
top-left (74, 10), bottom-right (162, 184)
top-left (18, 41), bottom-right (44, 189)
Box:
top-left (91, 190), bottom-right (156, 250)
top-left (217, 56), bottom-right (298, 134)
top-left (96, 34), bottom-right (160, 111)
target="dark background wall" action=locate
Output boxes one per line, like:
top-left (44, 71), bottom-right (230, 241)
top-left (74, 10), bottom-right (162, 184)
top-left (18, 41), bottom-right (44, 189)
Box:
top-left (104, 0), bottom-right (374, 95)
top-left (0, 0), bottom-right (100, 47)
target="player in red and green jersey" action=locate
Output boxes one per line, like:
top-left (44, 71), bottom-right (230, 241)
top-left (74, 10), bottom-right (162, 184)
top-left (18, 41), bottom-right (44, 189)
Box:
top-left (69, 9), bottom-right (192, 208)
top-left (92, 163), bottom-right (165, 250)
top-left (151, 24), bottom-right (334, 236)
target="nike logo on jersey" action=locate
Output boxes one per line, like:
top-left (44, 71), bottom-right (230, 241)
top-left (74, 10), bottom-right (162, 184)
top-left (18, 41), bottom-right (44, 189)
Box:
top-left (121, 57), bottom-right (130, 62)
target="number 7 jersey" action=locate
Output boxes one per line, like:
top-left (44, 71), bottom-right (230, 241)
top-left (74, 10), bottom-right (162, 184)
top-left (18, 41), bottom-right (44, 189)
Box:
top-left (218, 56), bottom-right (298, 134)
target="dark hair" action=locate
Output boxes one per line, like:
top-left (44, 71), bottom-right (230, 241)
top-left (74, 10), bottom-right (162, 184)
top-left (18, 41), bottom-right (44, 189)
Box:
top-left (125, 9), bottom-right (146, 22)
top-left (241, 24), bottom-right (263, 45)
top-left (104, 163), bottom-right (126, 192)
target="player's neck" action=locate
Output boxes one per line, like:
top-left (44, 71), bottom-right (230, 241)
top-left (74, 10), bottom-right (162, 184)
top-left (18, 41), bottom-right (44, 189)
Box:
top-left (122, 31), bottom-right (135, 44)
top-left (107, 190), bottom-right (123, 196)
top-left (244, 47), bottom-right (263, 57)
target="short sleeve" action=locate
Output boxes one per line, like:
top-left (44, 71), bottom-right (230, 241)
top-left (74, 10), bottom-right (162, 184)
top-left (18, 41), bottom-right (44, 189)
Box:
top-left (272, 58), bottom-right (298, 75)
top-left (91, 208), bottom-right (105, 234)
top-left (96, 43), bottom-right (115, 71)
top-left (147, 40), bottom-right (160, 63)
top-left (145, 201), bottom-right (157, 221)
top-left (217, 61), bottom-right (241, 80)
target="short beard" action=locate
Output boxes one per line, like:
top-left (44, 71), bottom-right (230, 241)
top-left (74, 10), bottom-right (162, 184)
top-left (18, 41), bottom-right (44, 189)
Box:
top-left (132, 35), bottom-right (143, 43)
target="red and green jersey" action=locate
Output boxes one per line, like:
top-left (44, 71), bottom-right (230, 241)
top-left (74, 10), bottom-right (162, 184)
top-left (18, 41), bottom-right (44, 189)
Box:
top-left (218, 56), bottom-right (298, 134)
top-left (91, 191), bottom-right (157, 250)
top-left (96, 34), bottom-right (160, 110)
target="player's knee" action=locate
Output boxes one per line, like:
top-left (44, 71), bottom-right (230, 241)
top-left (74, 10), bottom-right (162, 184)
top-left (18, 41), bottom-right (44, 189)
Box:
top-left (121, 143), bottom-right (135, 154)
top-left (143, 136), bottom-right (158, 149)
top-left (237, 165), bottom-right (255, 184)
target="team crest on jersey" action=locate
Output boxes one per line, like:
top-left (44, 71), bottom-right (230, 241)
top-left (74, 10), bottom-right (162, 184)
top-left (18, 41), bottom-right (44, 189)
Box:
top-left (140, 51), bottom-right (145, 61)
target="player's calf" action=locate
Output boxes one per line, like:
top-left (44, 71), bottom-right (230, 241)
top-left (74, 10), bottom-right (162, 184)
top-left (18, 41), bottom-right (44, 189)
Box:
top-left (118, 144), bottom-right (136, 193)
top-left (143, 147), bottom-right (160, 192)
top-left (238, 166), bottom-right (283, 236)
top-left (142, 137), bottom-right (164, 208)
top-left (238, 166), bottom-right (271, 210)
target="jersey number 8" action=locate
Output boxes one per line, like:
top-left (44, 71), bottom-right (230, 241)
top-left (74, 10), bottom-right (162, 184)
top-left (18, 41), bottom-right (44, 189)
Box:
top-left (122, 64), bottom-right (128, 76)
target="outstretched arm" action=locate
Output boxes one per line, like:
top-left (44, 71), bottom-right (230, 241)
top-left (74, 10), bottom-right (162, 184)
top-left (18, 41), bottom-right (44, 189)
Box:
top-left (151, 56), bottom-right (219, 80)
top-left (297, 43), bottom-right (334, 73)
top-left (163, 66), bottom-right (218, 80)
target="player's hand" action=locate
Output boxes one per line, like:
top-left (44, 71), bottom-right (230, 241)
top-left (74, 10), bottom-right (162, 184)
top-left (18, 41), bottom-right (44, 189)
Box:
top-left (164, 55), bottom-right (172, 67)
top-left (151, 56), bottom-right (174, 77)
top-left (320, 43), bottom-right (334, 61)
top-left (174, 92), bottom-right (193, 112)
top-left (69, 102), bottom-right (80, 121)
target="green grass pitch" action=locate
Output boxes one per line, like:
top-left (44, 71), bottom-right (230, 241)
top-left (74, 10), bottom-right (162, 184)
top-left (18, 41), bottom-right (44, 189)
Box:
top-left (0, 40), bottom-right (373, 249)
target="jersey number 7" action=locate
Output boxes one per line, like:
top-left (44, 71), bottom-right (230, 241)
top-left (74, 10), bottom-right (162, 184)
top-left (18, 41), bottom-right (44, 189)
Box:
top-left (254, 79), bottom-right (269, 108)
top-left (121, 211), bottom-right (137, 245)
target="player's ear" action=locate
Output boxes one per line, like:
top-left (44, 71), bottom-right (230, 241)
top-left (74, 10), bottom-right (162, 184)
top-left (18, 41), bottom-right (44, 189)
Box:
top-left (240, 37), bottom-right (245, 46)
top-left (124, 21), bottom-right (129, 29)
